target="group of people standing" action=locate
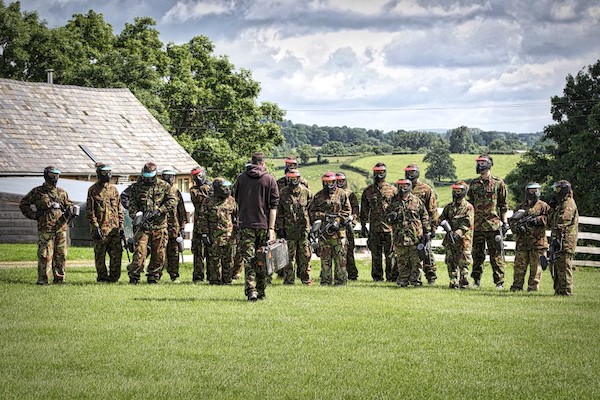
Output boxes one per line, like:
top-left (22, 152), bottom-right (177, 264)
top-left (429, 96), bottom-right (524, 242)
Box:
top-left (19, 153), bottom-right (578, 299)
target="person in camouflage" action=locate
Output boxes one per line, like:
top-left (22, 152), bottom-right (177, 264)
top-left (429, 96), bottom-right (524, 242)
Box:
top-left (276, 157), bottom-right (309, 192)
top-left (440, 181), bottom-right (474, 289)
top-left (127, 162), bottom-right (176, 284)
top-left (20, 166), bottom-right (74, 285)
top-left (276, 169), bottom-right (313, 285)
top-left (86, 163), bottom-right (124, 283)
top-left (467, 155), bottom-right (509, 289)
top-left (234, 152), bottom-right (279, 301)
top-left (508, 182), bottom-right (550, 292)
top-left (388, 179), bottom-right (429, 287)
top-left (405, 163), bottom-right (440, 285)
top-left (199, 178), bottom-right (238, 285)
top-left (230, 163), bottom-right (252, 280)
top-left (360, 163), bottom-right (397, 281)
top-left (548, 180), bottom-right (578, 296)
top-left (189, 166), bottom-right (212, 283)
top-left (161, 169), bottom-right (188, 283)
top-left (309, 172), bottom-right (351, 286)
top-left (336, 172), bottom-right (360, 280)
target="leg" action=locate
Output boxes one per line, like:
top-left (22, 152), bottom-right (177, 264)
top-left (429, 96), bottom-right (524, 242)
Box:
top-left (191, 233), bottom-right (205, 281)
top-left (346, 226), bottom-right (358, 280)
top-left (52, 229), bottom-right (67, 283)
top-left (369, 232), bottom-right (384, 281)
top-left (471, 230), bottom-right (486, 285)
top-left (407, 246), bottom-right (422, 286)
top-left (319, 238), bottom-right (333, 285)
top-left (511, 249), bottom-right (527, 291)
top-left (527, 249), bottom-right (543, 291)
top-left (37, 231), bottom-right (53, 284)
top-left (382, 232), bottom-right (396, 282)
top-left (165, 236), bottom-right (180, 280)
top-left (296, 236), bottom-right (312, 284)
top-left (94, 236), bottom-right (109, 281)
top-left (147, 228), bottom-right (168, 282)
top-left (395, 245), bottom-right (410, 286)
top-left (283, 238), bottom-right (297, 284)
top-left (333, 237), bottom-right (348, 285)
top-left (486, 230), bottom-right (505, 286)
top-left (446, 249), bottom-right (459, 288)
top-left (106, 231), bottom-right (123, 282)
top-left (128, 230), bottom-right (148, 283)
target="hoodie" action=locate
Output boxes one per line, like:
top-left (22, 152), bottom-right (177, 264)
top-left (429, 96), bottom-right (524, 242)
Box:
top-left (233, 164), bottom-right (279, 229)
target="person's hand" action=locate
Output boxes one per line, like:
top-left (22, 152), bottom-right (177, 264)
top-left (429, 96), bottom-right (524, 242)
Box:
top-left (268, 228), bottom-right (276, 242)
top-left (449, 231), bottom-right (460, 243)
top-left (92, 227), bottom-right (103, 241)
top-left (201, 233), bottom-right (211, 246)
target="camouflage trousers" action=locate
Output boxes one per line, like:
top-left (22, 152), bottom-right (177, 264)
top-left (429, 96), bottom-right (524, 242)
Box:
top-left (395, 244), bottom-right (422, 286)
top-left (472, 230), bottom-right (505, 285)
top-left (37, 229), bottom-right (67, 284)
top-left (422, 243), bottom-right (437, 283)
top-left (345, 226), bottom-right (358, 280)
top-left (318, 236), bottom-right (347, 285)
top-left (240, 228), bottom-right (268, 297)
top-left (128, 228), bottom-right (168, 282)
top-left (511, 248), bottom-right (544, 292)
top-left (284, 236), bottom-right (312, 284)
top-left (445, 244), bottom-right (472, 288)
top-left (191, 232), bottom-right (207, 282)
top-left (553, 252), bottom-right (574, 296)
top-left (93, 230), bottom-right (122, 282)
top-left (231, 234), bottom-right (243, 279)
top-left (207, 240), bottom-right (234, 285)
top-left (368, 230), bottom-right (396, 281)
top-left (164, 236), bottom-right (181, 280)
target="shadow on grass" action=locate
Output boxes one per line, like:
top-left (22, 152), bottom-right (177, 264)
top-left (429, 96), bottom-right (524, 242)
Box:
top-left (133, 296), bottom-right (246, 303)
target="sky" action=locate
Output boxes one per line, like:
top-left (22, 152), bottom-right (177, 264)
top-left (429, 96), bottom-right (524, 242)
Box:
top-left (17, 0), bottom-right (600, 133)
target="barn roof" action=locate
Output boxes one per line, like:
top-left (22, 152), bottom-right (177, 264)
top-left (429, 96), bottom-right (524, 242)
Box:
top-left (0, 78), bottom-right (197, 176)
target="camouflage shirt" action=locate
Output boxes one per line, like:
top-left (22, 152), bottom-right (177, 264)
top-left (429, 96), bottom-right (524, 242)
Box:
top-left (508, 200), bottom-right (550, 250)
top-left (549, 195), bottom-right (579, 254)
top-left (339, 188), bottom-right (359, 225)
top-left (467, 175), bottom-right (508, 231)
top-left (360, 182), bottom-right (397, 233)
top-left (20, 183), bottom-right (73, 233)
top-left (190, 183), bottom-right (212, 234)
top-left (86, 181), bottom-right (124, 235)
top-left (166, 185), bottom-right (188, 238)
top-left (309, 187), bottom-right (351, 238)
top-left (389, 193), bottom-right (429, 246)
top-left (276, 184), bottom-right (312, 240)
top-left (128, 179), bottom-right (176, 230)
top-left (440, 198), bottom-right (474, 250)
top-left (412, 180), bottom-right (439, 231)
top-left (198, 195), bottom-right (238, 246)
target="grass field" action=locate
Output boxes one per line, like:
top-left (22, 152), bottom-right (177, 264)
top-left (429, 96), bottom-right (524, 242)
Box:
top-left (1, 254), bottom-right (599, 399)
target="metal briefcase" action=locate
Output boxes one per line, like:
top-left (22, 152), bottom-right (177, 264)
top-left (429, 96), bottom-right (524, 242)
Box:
top-left (256, 239), bottom-right (289, 275)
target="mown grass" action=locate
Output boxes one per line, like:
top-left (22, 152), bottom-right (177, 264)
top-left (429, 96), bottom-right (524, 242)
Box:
top-left (1, 259), bottom-right (599, 399)
top-left (0, 243), bottom-right (96, 262)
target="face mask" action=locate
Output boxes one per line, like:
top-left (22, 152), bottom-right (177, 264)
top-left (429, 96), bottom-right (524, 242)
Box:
top-left (452, 190), bottom-right (466, 202)
top-left (99, 172), bottom-right (111, 183)
top-left (289, 178), bottom-right (300, 187)
top-left (374, 171), bottom-right (386, 182)
top-left (526, 190), bottom-right (540, 203)
top-left (476, 159), bottom-right (492, 174)
top-left (163, 175), bottom-right (175, 186)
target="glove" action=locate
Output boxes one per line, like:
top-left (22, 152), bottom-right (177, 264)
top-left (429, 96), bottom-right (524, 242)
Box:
top-left (63, 207), bottom-right (72, 220)
top-left (276, 229), bottom-right (286, 239)
top-left (449, 231), bottom-right (460, 243)
top-left (420, 231), bottom-right (431, 244)
top-left (529, 217), bottom-right (545, 227)
top-left (35, 209), bottom-right (45, 220)
top-left (517, 225), bottom-right (527, 235)
top-left (201, 233), bottom-right (211, 246)
top-left (92, 227), bottom-right (103, 241)
top-left (119, 229), bottom-right (126, 239)
top-left (387, 211), bottom-right (398, 222)
top-left (331, 221), bottom-right (340, 231)
top-left (551, 238), bottom-right (561, 250)
top-left (360, 224), bottom-right (368, 237)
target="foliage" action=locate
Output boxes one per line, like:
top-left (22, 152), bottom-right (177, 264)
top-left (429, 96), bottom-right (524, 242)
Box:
top-left (423, 142), bottom-right (457, 182)
top-left (296, 144), bottom-right (314, 164)
top-left (506, 59), bottom-right (600, 216)
top-left (1, 260), bottom-right (600, 399)
top-left (447, 125), bottom-right (478, 154)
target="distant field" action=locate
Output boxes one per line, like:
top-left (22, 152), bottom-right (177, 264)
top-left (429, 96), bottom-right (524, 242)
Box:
top-left (293, 153), bottom-right (523, 206)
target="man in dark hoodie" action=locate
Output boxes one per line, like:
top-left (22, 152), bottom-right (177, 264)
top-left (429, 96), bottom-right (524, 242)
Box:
top-left (233, 152), bottom-right (280, 301)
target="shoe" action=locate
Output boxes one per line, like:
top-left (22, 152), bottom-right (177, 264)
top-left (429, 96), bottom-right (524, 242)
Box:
top-left (36, 281), bottom-right (49, 285)
top-left (510, 287), bottom-right (522, 292)
top-left (449, 283), bottom-right (459, 289)
top-left (459, 285), bottom-right (469, 290)
top-left (53, 280), bottom-right (65, 285)
top-left (129, 278), bottom-right (139, 285)
top-left (348, 276), bottom-right (358, 281)
top-left (171, 278), bottom-right (181, 284)
top-left (302, 280), bottom-right (313, 286)
top-left (428, 279), bottom-right (436, 286)
top-left (147, 279), bottom-right (158, 284)
top-left (248, 292), bottom-right (258, 302)
top-left (495, 284), bottom-right (504, 290)
top-left (473, 279), bottom-right (481, 288)
top-left (257, 293), bottom-right (266, 300)
top-left (397, 282), bottom-right (409, 288)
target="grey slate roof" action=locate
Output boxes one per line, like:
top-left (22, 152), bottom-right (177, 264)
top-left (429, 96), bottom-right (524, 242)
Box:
top-left (0, 78), bottom-right (197, 176)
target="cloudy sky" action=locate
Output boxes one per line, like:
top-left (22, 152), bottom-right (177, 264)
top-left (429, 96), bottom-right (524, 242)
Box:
top-left (18, 0), bottom-right (600, 133)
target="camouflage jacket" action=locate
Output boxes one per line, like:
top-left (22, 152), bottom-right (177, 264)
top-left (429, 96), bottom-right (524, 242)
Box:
top-left (467, 175), bottom-right (508, 231)
top-left (309, 187), bottom-right (351, 239)
top-left (549, 195), bottom-right (579, 254)
top-left (508, 200), bottom-right (549, 250)
top-left (277, 176), bottom-right (309, 192)
top-left (190, 183), bottom-right (212, 234)
top-left (360, 182), bottom-right (397, 233)
top-left (276, 184), bottom-right (312, 240)
top-left (86, 181), bottom-right (123, 236)
top-left (166, 185), bottom-right (188, 238)
top-left (440, 198), bottom-right (474, 250)
top-left (20, 183), bottom-right (73, 233)
top-left (389, 193), bottom-right (429, 246)
top-left (198, 195), bottom-right (238, 246)
top-left (412, 180), bottom-right (439, 231)
top-left (339, 188), bottom-right (359, 227)
top-left (128, 179), bottom-right (176, 230)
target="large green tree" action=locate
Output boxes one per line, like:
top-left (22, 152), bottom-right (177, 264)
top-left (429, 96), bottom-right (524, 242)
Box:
top-left (506, 59), bottom-right (600, 216)
top-left (448, 126), bottom-right (477, 154)
top-left (423, 143), bottom-right (457, 182)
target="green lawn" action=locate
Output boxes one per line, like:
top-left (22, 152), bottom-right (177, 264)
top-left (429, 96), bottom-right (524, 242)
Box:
top-left (1, 258), bottom-right (599, 399)
top-left (0, 243), bottom-right (96, 262)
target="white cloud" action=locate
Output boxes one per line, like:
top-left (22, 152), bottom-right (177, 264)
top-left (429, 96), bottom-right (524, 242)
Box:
top-left (390, 0), bottom-right (490, 17)
top-left (162, 0), bottom-right (234, 23)
top-left (550, 0), bottom-right (578, 21)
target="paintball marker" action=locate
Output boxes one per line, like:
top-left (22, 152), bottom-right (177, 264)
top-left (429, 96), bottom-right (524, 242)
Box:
top-left (120, 230), bottom-right (130, 262)
top-left (417, 232), bottom-right (432, 264)
top-left (494, 222), bottom-right (509, 262)
top-left (309, 220), bottom-right (323, 255)
top-left (177, 229), bottom-right (185, 263)
top-left (133, 210), bottom-right (160, 232)
top-left (509, 209), bottom-right (539, 235)
top-left (323, 213), bottom-right (352, 236)
top-left (440, 220), bottom-right (457, 245)
top-left (540, 235), bottom-right (562, 277)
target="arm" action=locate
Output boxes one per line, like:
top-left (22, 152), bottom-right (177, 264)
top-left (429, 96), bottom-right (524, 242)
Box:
top-left (19, 189), bottom-right (37, 220)
top-left (86, 187), bottom-right (99, 229)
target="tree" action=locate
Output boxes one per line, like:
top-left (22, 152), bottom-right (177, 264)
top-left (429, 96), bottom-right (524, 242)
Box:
top-left (448, 126), bottom-right (477, 154)
top-left (506, 59), bottom-right (600, 216)
top-left (423, 143), bottom-right (457, 182)
top-left (297, 144), bottom-right (314, 165)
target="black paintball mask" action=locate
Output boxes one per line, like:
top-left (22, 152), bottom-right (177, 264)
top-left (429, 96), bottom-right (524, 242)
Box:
top-left (96, 164), bottom-right (112, 184)
top-left (322, 172), bottom-right (337, 194)
top-left (162, 170), bottom-right (176, 186)
top-left (286, 169), bottom-right (301, 188)
top-left (191, 167), bottom-right (207, 187)
top-left (551, 180), bottom-right (572, 202)
top-left (335, 172), bottom-right (347, 189)
top-left (404, 164), bottom-right (420, 184)
top-left (451, 182), bottom-right (468, 202)
top-left (141, 163), bottom-right (157, 184)
top-left (43, 166), bottom-right (60, 186)
top-left (213, 178), bottom-right (232, 199)
top-left (525, 182), bottom-right (541, 204)
top-left (476, 156), bottom-right (493, 174)
top-left (373, 164), bottom-right (387, 183)
top-left (396, 179), bottom-right (412, 197)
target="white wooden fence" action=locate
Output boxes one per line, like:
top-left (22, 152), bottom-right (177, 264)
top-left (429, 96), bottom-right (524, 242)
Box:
top-left (354, 209), bottom-right (600, 268)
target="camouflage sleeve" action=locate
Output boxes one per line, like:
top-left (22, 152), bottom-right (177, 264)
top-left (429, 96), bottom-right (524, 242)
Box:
top-left (555, 200), bottom-right (577, 234)
top-left (86, 187), bottom-right (99, 228)
top-left (466, 184), bottom-right (474, 206)
top-left (427, 189), bottom-right (439, 228)
top-left (339, 192), bottom-right (351, 221)
top-left (308, 194), bottom-right (321, 223)
top-left (128, 185), bottom-right (140, 220)
top-left (19, 189), bottom-right (37, 220)
top-left (420, 202), bottom-right (430, 233)
top-left (349, 192), bottom-right (359, 221)
top-left (159, 184), bottom-right (177, 215)
top-left (176, 191), bottom-right (188, 226)
top-left (359, 189), bottom-right (369, 223)
top-left (198, 198), bottom-right (209, 234)
top-left (497, 179), bottom-right (508, 215)
top-left (456, 205), bottom-right (474, 237)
